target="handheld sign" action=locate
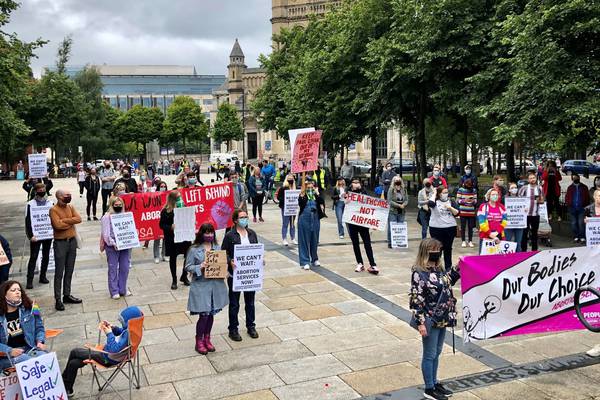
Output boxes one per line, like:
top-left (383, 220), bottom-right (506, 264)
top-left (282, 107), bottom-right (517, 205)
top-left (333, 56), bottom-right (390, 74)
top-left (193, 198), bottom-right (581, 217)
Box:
top-left (390, 222), bottom-right (408, 248)
top-left (342, 193), bottom-right (389, 231)
top-left (174, 207), bottom-right (196, 243)
top-left (504, 197), bottom-right (528, 229)
top-left (284, 189), bottom-right (300, 216)
top-left (288, 127), bottom-right (315, 156)
top-left (204, 250), bottom-right (228, 279)
top-left (538, 202), bottom-right (549, 224)
top-left (110, 212), bottom-right (140, 250)
top-left (36, 246), bottom-right (55, 271)
top-left (233, 243), bottom-right (264, 292)
top-left (0, 242), bottom-right (9, 266)
top-left (586, 217), bottom-right (600, 247)
top-left (27, 154), bottom-right (47, 179)
top-left (291, 130), bottom-right (322, 174)
top-left (480, 239), bottom-right (517, 255)
top-left (30, 205), bottom-right (54, 240)
top-left (0, 371), bottom-right (22, 400)
top-left (16, 352), bottom-right (67, 400)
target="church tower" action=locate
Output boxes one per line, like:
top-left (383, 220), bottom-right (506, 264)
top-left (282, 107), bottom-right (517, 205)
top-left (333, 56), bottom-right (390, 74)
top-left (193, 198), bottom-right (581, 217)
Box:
top-left (227, 39), bottom-right (246, 107)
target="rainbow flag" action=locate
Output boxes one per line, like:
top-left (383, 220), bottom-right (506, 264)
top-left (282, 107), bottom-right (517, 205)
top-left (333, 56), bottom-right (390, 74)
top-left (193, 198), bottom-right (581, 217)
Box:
top-left (32, 301), bottom-right (41, 317)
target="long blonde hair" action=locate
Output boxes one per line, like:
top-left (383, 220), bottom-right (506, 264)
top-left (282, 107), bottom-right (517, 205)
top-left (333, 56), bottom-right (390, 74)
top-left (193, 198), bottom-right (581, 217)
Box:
top-left (414, 238), bottom-right (443, 272)
top-left (283, 173), bottom-right (296, 189)
top-left (107, 196), bottom-right (124, 215)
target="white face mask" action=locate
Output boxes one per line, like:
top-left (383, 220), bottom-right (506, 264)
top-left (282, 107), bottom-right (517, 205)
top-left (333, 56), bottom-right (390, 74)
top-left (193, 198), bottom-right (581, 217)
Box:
top-left (510, 188), bottom-right (518, 195)
top-left (440, 194), bottom-right (448, 201)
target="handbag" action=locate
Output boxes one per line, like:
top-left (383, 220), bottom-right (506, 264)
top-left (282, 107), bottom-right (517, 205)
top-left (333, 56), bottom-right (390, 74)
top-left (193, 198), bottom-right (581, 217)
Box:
top-left (74, 225), bottom-right (83, 249)
top-left (409, 284), bottom-right (445, 335)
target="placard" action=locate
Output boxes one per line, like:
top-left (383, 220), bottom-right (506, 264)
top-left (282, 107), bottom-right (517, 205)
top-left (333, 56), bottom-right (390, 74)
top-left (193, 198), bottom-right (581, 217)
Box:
top-left (342, 193), bottom-right (389, 231)
top-left (538, 202), bottom-right (549, 224)
top-left (284, 189), bottom-right (300, 216)
top-left (30, 205), bottom-right (54, 241)
top-left (174, 207), bottom-right (196, 243)
top-left (204, 250), bottom-right (228, 279)
top-left (291, 130), bottom-right (322, 173)
top-left (0, 242), bottom-right (9, 266)
top-left (288, 127), bottom-right (315, 156)
top-left (586, 217), bottom-right (600, 247)
top-left (390, 222), bottom-right (408, 248)
top-left (480, 239), bottom-right (517, 255)
top-left (27, 154), bottom-right (47, 179)
top-left (0, 371), bottom-right (23, 400)
top-left (232, 243), bottom-right (264, 292)
top-left (504, 197), bottom-right (528, 229)
top-left (36, 246), bottom-right (55, 272)
top-left (16, 352), bottom-right (67, 400)
top-left (110, 212), bottom-right (140, 250)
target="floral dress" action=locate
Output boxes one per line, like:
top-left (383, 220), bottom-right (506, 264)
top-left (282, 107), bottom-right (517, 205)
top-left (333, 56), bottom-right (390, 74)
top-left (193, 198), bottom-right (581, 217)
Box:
top-left (409, 267), bottom-right (460, 328)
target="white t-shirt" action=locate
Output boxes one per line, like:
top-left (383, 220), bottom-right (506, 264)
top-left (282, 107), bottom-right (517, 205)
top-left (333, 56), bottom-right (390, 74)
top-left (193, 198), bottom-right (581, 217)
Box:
top-left (429, 200), bottom-right (457, 228)
top-left (240, 233), bottom-right (250, 245)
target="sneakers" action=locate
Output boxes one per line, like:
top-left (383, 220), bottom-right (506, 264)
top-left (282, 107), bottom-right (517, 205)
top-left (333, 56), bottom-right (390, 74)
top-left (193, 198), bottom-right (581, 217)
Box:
top-left (424, 388), bottom-right (448, 400)
top-left (292, 239), bottom-right (298, 245)
top-left (259, 217), bottom-right (264, 222)
top-left (581, 238), bottom-right (586, 243)
top-left (435, 383), bottom-right (453, 397)
top-left (461, 241), bottom-right (467, 248)
top-left (574, 238), bottom-right (580, 243)
top-left (313, 260), bottom-right (321, 267)
top-left (124, 290), bottom-right (132, 297)
top-left (253, 217), bottom-right (257, 223)
top-left (111, 294), bottom-right (120, 300)
top-left (355, 263), bottom-right (365, 272)
top-left (339, 235), bottom-right (345, 239)
top-left (283, 239), bottom-right (289, 247)
top-left (302, 264), bottom-right (311, 270)
top-left (154, 257), bottom-right (160, 264)
top-left (367, 266), bottom-right (380, 275)
top-left (468, 241), bottom-right (474, 248)
top-left (587, 344), bottom-right (600, 357)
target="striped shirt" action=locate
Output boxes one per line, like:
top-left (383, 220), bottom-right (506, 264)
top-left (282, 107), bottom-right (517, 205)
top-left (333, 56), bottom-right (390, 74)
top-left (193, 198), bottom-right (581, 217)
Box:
top-left (518, 184), bottom-right (542, 216)
top-left (456, 187), bottom-right (477, 217)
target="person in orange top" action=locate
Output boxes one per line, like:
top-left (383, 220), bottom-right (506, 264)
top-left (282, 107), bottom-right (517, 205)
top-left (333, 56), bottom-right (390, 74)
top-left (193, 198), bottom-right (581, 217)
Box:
top-left (49, 189), bottom-right (83, 311)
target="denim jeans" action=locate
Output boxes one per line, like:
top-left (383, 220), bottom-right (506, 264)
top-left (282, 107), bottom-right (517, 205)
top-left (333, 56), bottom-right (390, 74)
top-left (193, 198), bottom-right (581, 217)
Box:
top-left (504, 228), bottom-right (524, 252)
top-left (387, 213), bottom-right (405, 245)
top-left (569, 207), bottom-right (586, 240)
top-left (421, 327), bottom-right (446, 389)
top-left (281, 209), bottom-right (296, 240)
top-left (298, 202), bottom-right (320, 266)
top-left (153, 239), bottom-right (165, 260)
top-left (418, 209), bottom-right (430, 239)
top-left (335, 201), bottom-right (345, 236)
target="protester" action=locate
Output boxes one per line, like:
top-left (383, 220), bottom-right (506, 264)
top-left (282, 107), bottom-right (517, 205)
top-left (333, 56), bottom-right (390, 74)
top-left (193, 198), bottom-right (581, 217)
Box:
top-left (477, 188), bottom-right (507, 253)
top-left (25, 183), bottom-right (53, 289)
top-left (185, 224), bottom-right (228, 354)
top-left (0, 281), bottom-right (47, 370)
top-left (485, 175), bottom-right (507, 202)
top-left (100, 161), bottom-right (116, 215)
top-left (261, 160), bottom-right (276, 192)
top-left (101, 197), bottom-right (131, 299)
top-left (541, 161), bottom-right (562, 221)
top-left (418, 179), bottom-right (434, 239)
top-left (221, 209), bottom-right (259, 341)
top-left (346, 178), bottom-right (379, 274)
top-left (380, 162), bottom-right (397, 199)
top-left (410, 239), bottom-right (459, 400)
top-left (340, 160), bottom-right (353, 185)
top-left (428, 186), bottom-right (459, 271)
top-left (22, 175), bottom-right (54, 201)
top-left (312, 162), bottom-right (327, 192)
top-left (505, 183), bottom-right (525, 252)
top-left (457, 178), bottom-right (477, 248)
top-left (0, 235), bottom-right (12, 284)
top-left (277, 173), bottom-right (297, 246)
top-left (430, 165), bottom-right (448, 189)
top-left (297, 177), bottom-right (325, 270)
top-left (248, 168), bottom-right (266, 222)
top-left (137, 171), bottom-right (153, 192)
top-left (84, 167), bottom-right (101, 221)
top-left (160, 191), bottom-right (191, 290)
top-left (589, 176), bottom-right (600, 203)
top-left (49, 189), bottom-right (82, 311)
top-left (459, 164), bottom-right (478, 192)
top-left (61, 306), bottom-right (143, 397)
top-left (77, 167), bottom-right (86, 197)
top-left (230, 171), bottom-right (248, 213)
top-left (114, 166), bottom-right (137, 193)
top-left (387, 176), bottom-right (408, 248)
top-left (332, 176), bottom-right (347, 239)
top-left (111, 182), bottom-right (126, 199)
top-left (518, 172), bottom-right (545, 251)
top-left (565, 173), bottom-right (589, 243)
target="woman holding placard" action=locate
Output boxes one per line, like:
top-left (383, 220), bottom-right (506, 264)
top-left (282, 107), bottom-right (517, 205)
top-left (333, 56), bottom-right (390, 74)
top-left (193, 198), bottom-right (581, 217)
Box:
top-left (346, 178), bottom-right (379, 274)
top-left (277, 173), bottom-right (298, 246)
top-left (504, 182), bottom-right (525, 252)
top-left (101, 196), bottom-right (131, 299)
top-left (477, 188), bottom-right (507, 253)
top-left (428, 187), bottom-right (459, 271)
top-left (387, 176), bottom-right (408, 248)
top-left (185, 223), bottom-right (228, 354)
top-left (160, 191), bottom-right (191, 290)
top-left (297, 177), bottom-right (325, 271)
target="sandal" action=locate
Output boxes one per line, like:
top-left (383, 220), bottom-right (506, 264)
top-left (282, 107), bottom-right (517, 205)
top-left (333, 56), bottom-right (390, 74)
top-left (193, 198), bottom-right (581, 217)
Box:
top-left (367, 266), bottom-right (379, 275)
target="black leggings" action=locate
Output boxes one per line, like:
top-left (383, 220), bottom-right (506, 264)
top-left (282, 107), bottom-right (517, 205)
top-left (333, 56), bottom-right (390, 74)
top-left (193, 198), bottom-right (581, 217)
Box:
top-left (522, 215), bottom-right (540, 251)
top-left (252, 194), bottom-right (264, 218)
top-left (101, 188), bottom-right (112, 215)
top-left (429, 226), bottom-right (456, 270)
top-left (546, 193), bottom-right (560, 217)
top-left (460, 217), bottom-right (476, 242)
top-left (86, 194), bottom-right (98, 217)
top-left (78, 182), bottom-right (85, 195)
top-left (62, 347), bottom-right (109, 391)
top-left (348, 224), bottom-right (376, 266)
top-left (169, 254), bottom-right (188, 283)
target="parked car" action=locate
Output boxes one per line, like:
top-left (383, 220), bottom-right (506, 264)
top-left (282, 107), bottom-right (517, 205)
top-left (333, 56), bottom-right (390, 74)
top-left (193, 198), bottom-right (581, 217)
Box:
top-left (348, 160), bottom-right (371, 175)
top-left (499, 160), bottom-right (536, 175)
top-left (389, 158), bottom-right (433, 174)
top-left (561, 160), bottom-right (600, 175)
top-left (95, 159), bottom-right (105, 169)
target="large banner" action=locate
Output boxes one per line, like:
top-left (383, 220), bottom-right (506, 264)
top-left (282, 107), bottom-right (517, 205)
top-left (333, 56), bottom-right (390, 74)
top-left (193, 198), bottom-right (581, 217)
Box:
top-left (460, 247), bottom-right (600, 342)
top-left (342, 193), bottom-right (389, 231)
top-left (122, 183), bottom-right (234, 241)
top-left (27, 154), bottom-right (47, 179)
top-left (504, 197), bottom-right (528, 229)
top-left (291, 130), bottom-right (322, 173)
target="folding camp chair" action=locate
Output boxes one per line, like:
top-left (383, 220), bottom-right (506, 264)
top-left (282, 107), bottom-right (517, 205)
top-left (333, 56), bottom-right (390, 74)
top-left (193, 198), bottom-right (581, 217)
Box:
top-left (46, 328), bottom-right (64, 351)
top-left (84, 316), bottom-right (144, 400)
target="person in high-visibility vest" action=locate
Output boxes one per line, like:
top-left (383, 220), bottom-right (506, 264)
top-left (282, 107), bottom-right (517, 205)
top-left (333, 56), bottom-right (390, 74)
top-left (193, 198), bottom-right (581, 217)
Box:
top-left (312, 163), bottom-right (327, 191)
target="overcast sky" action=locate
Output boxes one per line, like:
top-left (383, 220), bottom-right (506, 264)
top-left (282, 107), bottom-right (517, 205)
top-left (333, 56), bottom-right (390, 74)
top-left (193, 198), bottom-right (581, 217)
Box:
top-left (7, 0), bottom-right (273, 77)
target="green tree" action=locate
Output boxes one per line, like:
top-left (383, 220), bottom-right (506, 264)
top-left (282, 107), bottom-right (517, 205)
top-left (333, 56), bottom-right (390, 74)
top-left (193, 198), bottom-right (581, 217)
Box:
top-left (115, 105), bottom-right (163, 162)
top-left (163, 96), bottom-right (208, 157)
top-left (212, 103), bottom-right (243, 152)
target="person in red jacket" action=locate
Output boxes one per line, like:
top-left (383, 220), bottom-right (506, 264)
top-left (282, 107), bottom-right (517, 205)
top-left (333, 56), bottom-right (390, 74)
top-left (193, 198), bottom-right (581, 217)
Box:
top-left (541, 161), bottom-right (562, 221)
top-left (565, 173), bottom-right (589, 243)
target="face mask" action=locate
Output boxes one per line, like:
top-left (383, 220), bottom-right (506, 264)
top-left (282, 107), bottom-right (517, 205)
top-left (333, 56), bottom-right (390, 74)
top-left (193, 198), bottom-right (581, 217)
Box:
top-left (465, 169), bottom-right (471, 175)
top-left (36, 191), bottom-right (46, 198)
top-left (123, 173), bottom-right (130, 178)
top-left (176, 197), bottom-right (185, 208)
top-left (307, 189), bottom-right (315, 196)
top-left (238, 217), bottom-right (249, 228)
top-left (232, 178), bottom-right (238, 184)
top-left (6, 298), bottom-right (21, 308)
top-left (188, 178), bottom-right (197, 185)
top-left (433, 171), bottom-right (440, 177)
top-left (428, 251), bottom-right (442, 263)
top-left (573, 179), bottom-right (580, 184)
top-left (497, 181), bottom-right (504, 187)
top-left (386, 166), bottom-right (391, 171)
top-left (394, 183), bottom-right (401, 187)
top-left (160, 187), bottom-right (167, 192)
top-left (140, 176), bottom-right (146, 181)
top-left (117, 191), bottom-right (126, 196)
top-left (490, 195), bottom-right (499, 202)
top-left (440, 194), bottom-right (449, 201)
top-left (62, 195), bottom-right (72, 204)
top-left (203, 234), bottom-right (214, 242)
top-left (425, 183), bottom-right (432, 188)
top-left (287, 179), bottom-right (294, 184)
top-left (510, 188), bottom-right (518, 195)
top-left (113, 206), bottom-right (123, 213)
top-left (105, 164), bottom-right (111, 169)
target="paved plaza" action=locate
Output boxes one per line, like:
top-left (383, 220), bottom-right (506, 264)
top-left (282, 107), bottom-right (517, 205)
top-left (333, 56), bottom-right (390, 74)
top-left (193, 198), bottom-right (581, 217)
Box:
top-left (1, 176), bottom-right (599, 399)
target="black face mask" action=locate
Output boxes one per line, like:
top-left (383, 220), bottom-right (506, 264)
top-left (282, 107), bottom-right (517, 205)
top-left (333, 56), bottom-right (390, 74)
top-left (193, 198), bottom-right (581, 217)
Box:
top-left (62, 196), bottom-right (72, 204)
top-left (113, 206), bottom-right (123, 213)
top-left (428, 251), bottom-right (442, 263)
top-left (36, 191), bottom-right (46, 198)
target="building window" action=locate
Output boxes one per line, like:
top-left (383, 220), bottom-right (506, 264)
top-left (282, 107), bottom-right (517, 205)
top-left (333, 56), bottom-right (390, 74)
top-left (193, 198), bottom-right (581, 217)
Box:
top-left (376, 136), bottom-right (388, 159)
top-left (203, 99), bottom-right (213, 106)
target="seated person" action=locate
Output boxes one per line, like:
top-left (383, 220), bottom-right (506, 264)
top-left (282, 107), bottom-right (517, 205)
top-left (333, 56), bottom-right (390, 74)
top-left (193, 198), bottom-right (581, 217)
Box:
top-left (0, 280), bottom-right (46, 369)
top-left (61, 306), bottom-right (143, 397)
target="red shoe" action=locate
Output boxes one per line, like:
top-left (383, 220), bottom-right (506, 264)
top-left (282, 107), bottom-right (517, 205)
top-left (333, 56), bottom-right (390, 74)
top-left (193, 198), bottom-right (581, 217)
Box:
top-left (195, 335), bottom-right (208, 355)
top-left (367, 266), bottom-right (380, 275)
top-left (204, 335), bottom-right (215, 352)
top-left (253, 217), bottom-right (257, 223)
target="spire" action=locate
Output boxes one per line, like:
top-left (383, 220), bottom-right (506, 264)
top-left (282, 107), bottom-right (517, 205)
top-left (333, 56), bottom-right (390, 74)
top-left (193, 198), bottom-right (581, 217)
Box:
top-left (230, 39), bottom-right (244, 58)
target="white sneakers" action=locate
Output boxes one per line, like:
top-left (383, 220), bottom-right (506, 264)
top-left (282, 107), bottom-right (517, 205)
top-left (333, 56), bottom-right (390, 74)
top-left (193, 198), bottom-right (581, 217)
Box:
top-left (339, 235), bottom-right (345, 239)
top-left (314, 260), bottom-right (321, 267)
top-left (587, 344), bottom-right (600, 357)
top-left (355, 263), bottom-right (365, 272)
top-left (154, 258), bottom-right (160, 264)
top-left (292, 239), bottom-right (298, 245)
top-left (468, 241), bottom-right (474, 248)
top-left (461, 241), bottom-right (467, 248)
top-left (125, 290), bottom-right (132, 297)
top-left (111, 294), bottom-right (120, 300)
top-left (283, 240), bottom-right (289, 246)
top-left (303, 264), bottom-right (311, 270)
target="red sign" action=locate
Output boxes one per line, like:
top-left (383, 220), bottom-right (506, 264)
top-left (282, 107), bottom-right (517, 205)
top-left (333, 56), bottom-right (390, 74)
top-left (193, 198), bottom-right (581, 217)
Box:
top-left (291, 130), bottom-right (322, 173)
top-left (121, 183), bottom-right (235, 242)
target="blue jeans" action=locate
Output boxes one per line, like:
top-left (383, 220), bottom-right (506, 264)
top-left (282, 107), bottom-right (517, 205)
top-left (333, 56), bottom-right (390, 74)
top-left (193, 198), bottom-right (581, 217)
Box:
top-left (335, 201), bottom-right (345, 236)
top-left (504, 228), bottom-right (524, 252)
top-left (298, 203), bottom-right (320, 266)
top-left (281, 209), bottom-right (296, 240)
top-left (387, 213), bottom-right (405, 245)
top-left (569, 207), bottom-right (586, 240)
top-left (421, 327), bottom-right (446, 390)
top-left (418, 209), bottom-right (430, 239)
top-left (0, 348), bottom-right (46, 369)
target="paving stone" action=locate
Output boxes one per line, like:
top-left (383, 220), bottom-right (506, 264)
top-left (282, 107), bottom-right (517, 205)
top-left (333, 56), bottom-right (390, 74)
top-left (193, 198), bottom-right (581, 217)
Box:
top-left (262, 285), bottom-right (307, 299)
top-left (220, 390), bottom-right (279, 400)
top-left (99, 383), bottom-right (180, 400)
top-left (270, 320), bottom-right (334, 341)
top-left (253, 309), bottom-right (302, 328)
top-left (125, 292), bottom-right (176, 306)
top-left (262, 295), bottom-right (311, 311)
top-left (470, 380), bottom-right (554, 400)
top-left (274, 273), bottom-right (324, 286)
top-left (383, 322), bottom-right (420, 340)
top-left (339, 362), bottom-right (423, 395)
top-left (331, 299), bottom-right (380, 315)
top-left (143, 312), bottom-right (191, 330)
top-left (522, 369), bottom-right (600, 399)
top-left (222, 327), bottom-right (281, 349)
top-left (300, 291), bottom-right (352, 306)
top-left (483, 342), bottom-right (545, 364)
top-left (272, 376), bottom-right (360, 400)
top-left (271, 354), bottom-right (351, 384)
top-left (207, 340), bottom-right (312, 372)
top-left (334, 340), bottom-right (422, 371)
top-left (296, 281), bottom-right (341, 293)
top-left (320, 313), bottom-right (380, 332)
top-left (140, 327), bottom-right (175, 347)
top-left (291, 304), bottom-right (343, 321)
top-left (300, 327), bottom-right (398, 355)
top-left (174, 364), bottom-right (284, 400)
top-left (143, 339), bottom-right (200, 363)
top-left (149, 300), bottom-right (188, 315)
top-left (409, 353), bottom-right (490, 380)
top-left (82, 297), bottom-right (128, 313)
top-left (143, 355), bottom-right (215, 385)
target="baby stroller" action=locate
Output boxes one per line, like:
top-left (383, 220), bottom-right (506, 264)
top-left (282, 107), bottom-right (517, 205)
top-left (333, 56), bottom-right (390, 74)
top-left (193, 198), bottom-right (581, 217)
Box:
top-left (538, 216), bottom-right (553, 247)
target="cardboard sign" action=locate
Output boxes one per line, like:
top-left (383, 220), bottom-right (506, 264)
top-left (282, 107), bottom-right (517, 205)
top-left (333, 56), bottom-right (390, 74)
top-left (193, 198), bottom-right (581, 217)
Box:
top-left (174, 207), bottom-right (196, 243)
top-left (291, 130), bottom-right (322, 173)
top-left (27, 154), bottom-right (47, 179)
top-left (0, 242), bottom-right (9, 266)
top-left (538, 202), bottom-right (549, 224)
top-left (233, 243), bottom-right (264, 292)
top-left (480, 239), bottom-right (517, 255)
top-left (17, 352), bottom-right (67, 400)
top-left (504, 197), bottom-right (528, 229)
top-left (586, 217), bottom-right (600, 247)
top-left (390, 222), bottom-right (408, 249)
top-left (30, 205), bottom-right (54, 241)
top-left (284, 189), bottom-right (300, 216)
top-left (110, 212), bottom-right (140, 250)
top-left (204, 250), bottom-right (228, 279)
top-left (342, 193), bottom-right (389, 231)
top-left (0, 371), bottom-right (23, 400)
top-left (36, 246), bottom-right (55, 272)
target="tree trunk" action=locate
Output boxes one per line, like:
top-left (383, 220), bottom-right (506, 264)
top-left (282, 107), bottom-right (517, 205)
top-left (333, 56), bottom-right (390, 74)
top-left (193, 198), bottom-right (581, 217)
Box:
top-left (471, 143), bottom-right (479, 176)
top-left (460, 118), bottom-right (468, 172)
top-left (340, 143), bottom-right (345, 171)
top-left (506, 141), bottom-right (516, 182)
top-left (398, 123), bottom-right (403, 178)
top-left (183, 137), bottom-right (187, 158)
top-left (418, 90), bottom-right (427, 181)
top-left (329, 153), bottom-right (336, 189)
top-left (370, 127), bottom-right (377, 189)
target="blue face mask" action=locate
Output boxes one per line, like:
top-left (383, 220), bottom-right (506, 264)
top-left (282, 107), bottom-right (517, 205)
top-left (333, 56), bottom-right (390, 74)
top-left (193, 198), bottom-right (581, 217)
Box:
top-left (238, 217), bottom-right (249, 228)
top-left (188, 178), bottom-right (197, 185)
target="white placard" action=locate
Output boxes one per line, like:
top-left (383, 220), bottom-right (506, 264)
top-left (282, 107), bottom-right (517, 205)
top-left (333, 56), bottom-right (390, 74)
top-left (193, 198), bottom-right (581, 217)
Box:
top-left (16, 352), bottom-right (67, 400)
top-left (110, 212), bottom-right (140, 250)
top-left (390, 221), bottom-right (408, 249)
top-left (284, 189), bottom-right (300, 216)
top-left (232, 243), bottom-right (264, 292)
top-left (174, 207), bottom-right (196, 243)
top-left (538, 202), bottom-right (549, 224)
top-left (27, 154), bottom-right (47, 179)
top-left (342, 193), bottom-right (389, 231)
top-left (36, 246), bottom-right (55, 272)
top-left (0, 371), bottom-right (23, 400)
top-left (30, 205), bottom-right (54, 241)
top-left (504, 197), bottom-right (528, 229)
top-left (586, 217), bottom-right (600, 248)
top-left (480, 239), bottom-right (517, 255)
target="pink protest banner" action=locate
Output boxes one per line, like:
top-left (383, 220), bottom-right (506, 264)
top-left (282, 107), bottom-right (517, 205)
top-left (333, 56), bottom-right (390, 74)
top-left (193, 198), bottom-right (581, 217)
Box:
top-left (460, 247), bottom-right (600, 342)
top-left (291, 130), bottom-right (322, 173)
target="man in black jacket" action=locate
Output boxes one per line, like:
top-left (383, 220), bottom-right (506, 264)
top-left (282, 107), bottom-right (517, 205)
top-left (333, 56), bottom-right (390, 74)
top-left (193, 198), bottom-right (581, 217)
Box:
top-left (22, 175), bottom-right (54, 201)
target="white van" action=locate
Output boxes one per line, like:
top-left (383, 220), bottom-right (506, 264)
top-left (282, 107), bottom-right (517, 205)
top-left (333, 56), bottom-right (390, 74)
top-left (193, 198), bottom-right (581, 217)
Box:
top-left (209, 153), bottom-right (240, 171)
